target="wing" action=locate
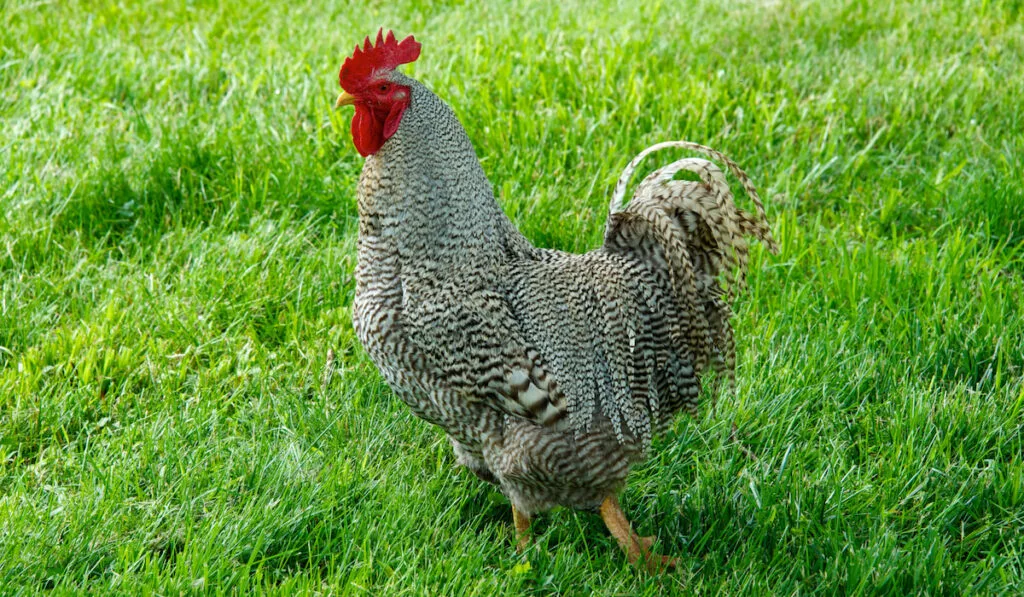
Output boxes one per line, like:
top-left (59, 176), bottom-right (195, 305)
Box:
top-left (504, 251), bottom-right (700, 449)
top-left (402, 271), bottom-right (568, 427)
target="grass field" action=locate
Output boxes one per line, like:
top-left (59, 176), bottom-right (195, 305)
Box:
top-left (2, 0), bottom-right (1023, 593)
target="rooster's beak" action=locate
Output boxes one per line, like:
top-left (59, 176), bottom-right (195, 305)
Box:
top-left (335, 91), bottom-right (356, 108)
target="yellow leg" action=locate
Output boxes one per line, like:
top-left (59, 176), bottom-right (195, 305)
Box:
top-left (512, 505), bottom-right (531, 553)
top-left (599, 495), bottom-right (678, 572)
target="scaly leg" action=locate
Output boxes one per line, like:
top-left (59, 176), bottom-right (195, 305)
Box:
top-left (512, 505), bottom-right (531, 553)
top-left (599, 495), bottom-right (678, 572)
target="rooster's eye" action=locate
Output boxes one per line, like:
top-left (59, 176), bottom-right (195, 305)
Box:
top-left (379, 84), bottom-right (390, 93)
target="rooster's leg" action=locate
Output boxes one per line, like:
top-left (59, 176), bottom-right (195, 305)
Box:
top-left (512, 505), bottom-right (531, 552)
top-left (599, 495), bottom-right (678, 572)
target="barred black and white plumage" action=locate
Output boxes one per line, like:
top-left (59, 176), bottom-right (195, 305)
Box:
top-left (338, 30), bottom-right (777, 569)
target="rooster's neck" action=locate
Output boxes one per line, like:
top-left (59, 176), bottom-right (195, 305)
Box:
top-left (354, 81), bottom-right (532, 280)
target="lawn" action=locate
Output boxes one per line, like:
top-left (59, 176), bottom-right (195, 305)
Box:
top-left (2, 0), bottom-right (1023, 593)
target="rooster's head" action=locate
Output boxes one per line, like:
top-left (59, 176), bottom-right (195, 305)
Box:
top-left (336, 29), bottom-right (421, 157)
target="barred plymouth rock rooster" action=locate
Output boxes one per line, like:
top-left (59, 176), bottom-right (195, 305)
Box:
top-left (335, 30), bottom-right (778, 570)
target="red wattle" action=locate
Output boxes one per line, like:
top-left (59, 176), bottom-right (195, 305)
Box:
top-left (352, 105), bottom-right (384, 157)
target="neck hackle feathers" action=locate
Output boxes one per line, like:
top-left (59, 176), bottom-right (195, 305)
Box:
top-left (340, 29), bottom-right (421, 92)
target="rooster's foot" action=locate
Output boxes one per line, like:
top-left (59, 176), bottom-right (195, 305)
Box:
top-left (512, 505), bottom-right (531, 553)
top-left (599, 495), bottom-right (678, 572)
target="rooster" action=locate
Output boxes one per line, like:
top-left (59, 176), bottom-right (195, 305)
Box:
top-left (334, 30), bottom-right (777, 570)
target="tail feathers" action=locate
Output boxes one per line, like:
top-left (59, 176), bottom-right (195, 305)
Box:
top-left (604, 141), bottom-right (777, 402)
top-left (609, 141), bottom-right (778, 291)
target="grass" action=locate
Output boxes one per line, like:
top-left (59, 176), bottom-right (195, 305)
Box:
top-left (2, 0), bottom-right (1023, 593)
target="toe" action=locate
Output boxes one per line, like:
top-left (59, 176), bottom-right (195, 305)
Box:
top-left (643, 553), bottom-right (679, 573)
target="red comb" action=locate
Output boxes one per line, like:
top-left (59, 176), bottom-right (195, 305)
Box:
top-left (339, 29), bottom-right (421, 92)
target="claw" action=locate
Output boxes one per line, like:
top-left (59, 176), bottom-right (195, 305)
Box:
top-left (600, 496), bottom-right (678, 573)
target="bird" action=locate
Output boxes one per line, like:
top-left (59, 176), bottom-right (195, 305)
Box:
top-left (334, 29), bottom-right (778, 570)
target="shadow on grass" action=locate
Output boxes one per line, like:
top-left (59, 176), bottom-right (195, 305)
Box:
top-left (49, 136), bottom-right (241, 248)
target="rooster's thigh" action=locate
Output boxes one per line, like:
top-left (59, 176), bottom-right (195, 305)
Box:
top-left (483, 418), bottom-right (641, 515)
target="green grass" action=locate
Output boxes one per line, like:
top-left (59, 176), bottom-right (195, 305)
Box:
top-left (2, 0), bottom-right (1023, 593)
